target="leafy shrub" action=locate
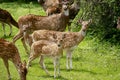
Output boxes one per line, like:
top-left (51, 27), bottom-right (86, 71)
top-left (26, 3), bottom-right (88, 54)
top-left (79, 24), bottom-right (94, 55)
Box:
top-left (74, 0), bottom-right (120, 44)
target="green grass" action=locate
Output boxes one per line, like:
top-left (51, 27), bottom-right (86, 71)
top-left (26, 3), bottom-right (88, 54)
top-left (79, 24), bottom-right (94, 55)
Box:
top-left (0, 2), bottom-right (120, 80)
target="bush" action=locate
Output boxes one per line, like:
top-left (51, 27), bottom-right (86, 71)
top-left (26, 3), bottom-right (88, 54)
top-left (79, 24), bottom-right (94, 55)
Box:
top-left (74, 0), bottom-right (120, 44)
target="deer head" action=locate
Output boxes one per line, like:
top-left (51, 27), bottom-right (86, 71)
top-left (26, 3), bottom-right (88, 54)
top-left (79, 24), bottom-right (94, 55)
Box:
top-left (61, 0), bottom-right (70, 16)
top-left (18, 60), bottom-right (27, 80)
top-left (52, 33), bottom-right (65, 48)
top-left (78, 19), bottom-right (92, 31)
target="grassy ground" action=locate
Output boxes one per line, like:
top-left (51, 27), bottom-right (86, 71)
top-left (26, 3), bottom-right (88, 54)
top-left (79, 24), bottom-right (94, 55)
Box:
top-left (0, 2), bottom-right (120, 80)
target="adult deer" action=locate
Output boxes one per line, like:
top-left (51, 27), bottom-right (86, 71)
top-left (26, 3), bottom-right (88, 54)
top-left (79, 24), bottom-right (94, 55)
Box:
top-left (31, 19), bottom-right (92, 70)
top-left (38, 0), bottom-right (80, 31)
top-left (13, 1), bottom-right (69, 54)
top-left (0, 39), bottom-right (27, 80)
top-left (0, 8), bottom-right (18, 36)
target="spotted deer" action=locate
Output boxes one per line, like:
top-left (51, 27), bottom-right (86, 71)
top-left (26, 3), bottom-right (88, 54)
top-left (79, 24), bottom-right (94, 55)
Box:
top-left (13, 1), bottom-right (69, 54)
top-left (27, 38), bottom-right (64, 78)
top-left (31, 19), bottom-right (92, 70)
top-left (0, 8), bottom-right (18, 36)
top-left (0, 39), bottom-right (27, 80)
top-left (38, 0), bottom-right (80, 31)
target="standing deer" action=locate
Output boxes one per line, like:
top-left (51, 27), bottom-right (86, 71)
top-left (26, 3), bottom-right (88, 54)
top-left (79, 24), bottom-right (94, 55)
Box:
top-left (0, 8), bottom-right (19, 36)
top-left (27, 39), bottom-right (64, 78)
top-left (13, 1), bottom-right (69, 54)
top-left (38, 0), bottom-right (80, 31)
top-left (31, 19), bottom-right (92, 70)
top-left (38, 0), bottom-right (80, 19)
top-left (0, 39), bottom-right (27, 80)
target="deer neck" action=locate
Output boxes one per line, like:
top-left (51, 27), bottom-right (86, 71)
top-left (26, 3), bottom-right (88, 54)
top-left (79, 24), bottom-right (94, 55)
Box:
top-left (59, 11), bottom-right (69, 31)
top-left (79, 28), bottom-right (86, 37)
top-left (13, 54), bottom-right (26, 80)
top-left (12, 53), bottom-right (21, 70)
top-left (11, 18), bottom-right (19, 28)
top-left (64, 9), bottom-right (69, 16)
top-left (23, 30), bottom-right (32, 43)
top-left (61, 9), bottom-right (69, 17)
top-left (20, 75), bottom-right (26, 80)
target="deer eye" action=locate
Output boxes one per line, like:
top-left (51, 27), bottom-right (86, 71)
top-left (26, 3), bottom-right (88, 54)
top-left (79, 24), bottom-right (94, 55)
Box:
top-left (60, 40), bottom-right (63, 42)
top-left (58, 44), bottom-right (61, 47)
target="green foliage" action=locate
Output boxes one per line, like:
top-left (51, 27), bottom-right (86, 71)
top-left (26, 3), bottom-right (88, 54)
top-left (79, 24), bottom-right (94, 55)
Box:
top-left (74, 0), bottom-right (120, 44)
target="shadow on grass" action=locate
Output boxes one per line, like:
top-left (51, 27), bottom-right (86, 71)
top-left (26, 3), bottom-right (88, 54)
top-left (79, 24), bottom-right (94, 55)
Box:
top-left (60, 68), bottom-right (102, 75)
top-left (72, 57), bottom-right (83, 61)
top-left (28, 67), bottom-right (68, 80)
top-left (41, 75), bottom-right (68, 80)
top-left (44, 67), bottom-right (99, 75)
top-left (71, 69), bottom-right (102, 75)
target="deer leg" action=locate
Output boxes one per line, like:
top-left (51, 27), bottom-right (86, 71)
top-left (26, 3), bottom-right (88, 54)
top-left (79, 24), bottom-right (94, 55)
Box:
top-left (66, 50), bottom-right (73, 70)
top-left (3, 59), bottom-right (11, 80)
top-left (54, 57), bottom-right (60, 78)
top-left (54, 58), bottom-right (57, 78)
top-left (43, 62), bottom-right (50, 75)
top-left (39, 55), bottom-right (44, 69)
top-left (66, 50), bottom-right (70, 70)
top-left (27, 54), bottom-right (37, 69)
top-left (21, 37), bottom-right (29, 55)
top-left (66, 54), bottom-right (69, 70)
top-left (13, 31), bottom-right (23, 43)
top-left (8, 23), bottom-right (12, 36)
top-left (57, 57), bottom-right (60, 77)
top-left (2, 23), bottom-right (6, 36)
top-left (39, 56), bottom-right (50, 75)
top-left (69, 52), bottom-right (73, 70)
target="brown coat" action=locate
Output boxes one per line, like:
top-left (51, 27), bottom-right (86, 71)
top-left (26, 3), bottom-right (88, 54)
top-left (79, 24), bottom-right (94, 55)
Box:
top-left (0, 39), bottom-right (27, 80)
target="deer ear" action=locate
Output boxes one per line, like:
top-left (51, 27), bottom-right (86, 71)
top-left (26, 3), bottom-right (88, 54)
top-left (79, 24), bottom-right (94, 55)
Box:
top-left (78, 19), bottom-right (83, 24)
top-left (53, 34), bottom-right (57, 39)
top-left (89, 19), bottom-right (92, 23)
